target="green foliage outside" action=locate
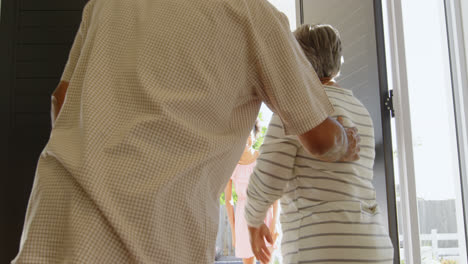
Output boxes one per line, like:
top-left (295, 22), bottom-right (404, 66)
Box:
top-left (219, 186), bottom-right (237, 206)
top-left (252, 126), bottom-right (267, 151)
top-left (220, 112), bottom-right (268, 206)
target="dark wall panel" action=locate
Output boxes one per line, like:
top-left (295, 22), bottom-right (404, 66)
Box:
top-left (15, 113), bottom-right (51, 128)
top-left (21, 0), bottom-right (88, 11)
top-left (18, 28), bottom-right (77, 44)
top-left (2, 0), bottom-right (85, 262)
top-left (16, 61), bottom-right (66, 78)
top-left (19, 11), bottom-right (82, 28)
top-left (15, 95), bottom-right (51, 113)
top-left (16, 79), bottom-right (58, 95)
top-left (16, 45), bottom-right (71, 62)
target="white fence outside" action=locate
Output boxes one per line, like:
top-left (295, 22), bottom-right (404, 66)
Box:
top-left (399, 229), bottom-right (461, 263)
top-left (215, 205), bottom-right (235, 259)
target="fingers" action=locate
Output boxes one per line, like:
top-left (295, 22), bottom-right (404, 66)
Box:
top-left (335, 116), bottom-right (364, 162)
top-left (337, 116), bottom-right (344, 125)
top-left (343, 153), bottom-right (360, 162)
top-left (250, 224), bottom-right (272, 264)
top-left (257, 246), bottom-right (271, 263)
top-left (262, 225), bottom-right (273, 244)
top-left (339, 125), bottom-right (360, 162)
top-left (262, 244), bottom-right (271, 263)
top-left (253, 242), bottom-right (271, 264)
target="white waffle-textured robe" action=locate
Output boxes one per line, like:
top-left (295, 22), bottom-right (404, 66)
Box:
top-left (13, 0), bottom-right (334, 263)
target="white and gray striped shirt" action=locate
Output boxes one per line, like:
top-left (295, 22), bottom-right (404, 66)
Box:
top-left (245, 86), bottom-right (394, 264)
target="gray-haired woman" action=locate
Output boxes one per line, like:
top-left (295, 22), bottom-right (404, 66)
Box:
top-left (245, 24), bottom-right (394, 264)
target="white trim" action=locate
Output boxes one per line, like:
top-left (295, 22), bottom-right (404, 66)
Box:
top-left (295, 0), bottom-right (301, 26)
top-left (383, 0), bottom-right (422, 263)
top-left (462, 0), bottom-right (468, 75)
top-left (445, 0), bottom-right (468, 262)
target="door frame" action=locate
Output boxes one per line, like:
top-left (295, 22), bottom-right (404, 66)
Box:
top-left (382, 0), bottom-right (422, 262)
top-left (373, 1), bottom-right (401, 262)
top-left (444, 0), bottom-right (468, 260)
top-left (385, 0), bottom-right (468, 262)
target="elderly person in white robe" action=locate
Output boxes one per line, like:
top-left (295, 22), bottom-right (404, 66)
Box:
top-left (13, 2), bottom-right (360, 263)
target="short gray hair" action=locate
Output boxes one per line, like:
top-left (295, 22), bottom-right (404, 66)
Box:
top-left (294, 24), bottom-right (342, 79)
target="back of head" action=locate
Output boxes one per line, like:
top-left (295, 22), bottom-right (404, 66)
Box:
top-left (293, 24), bottom-right (342, 80)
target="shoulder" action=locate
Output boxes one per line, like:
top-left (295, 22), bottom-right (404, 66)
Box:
top-left (242, 0), bottom-right (290, 34)
top-left (81, 0), bottom-right (98, 30)
top-left (324, 86), bottom-right (368, 111)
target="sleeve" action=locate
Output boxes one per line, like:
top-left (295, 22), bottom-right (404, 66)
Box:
top-left (250, 8), bottom-right (335, 136)
top-left (244, 115), bottom-right (299, 227)
top-left (60, 1), bottom-right (93, 81)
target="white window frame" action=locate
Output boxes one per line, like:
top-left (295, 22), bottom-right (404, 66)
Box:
top-left (383, 0), bottom-right (422, 262)
top-left (445, 0), bottom-right (468, 260)
top-left (295, 1), bottom-right (468, 262)
top-left (385, 0), bottom-right (468, 263)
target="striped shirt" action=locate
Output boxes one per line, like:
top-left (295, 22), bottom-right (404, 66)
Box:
top-left (245, 86), bottom-right (394, 264)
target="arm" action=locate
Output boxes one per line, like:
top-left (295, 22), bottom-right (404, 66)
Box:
top-left (245, 116), bottom-right (298, 227)
top-left (245, 138), bottom-right (297, 228)
top-left (51, 81), bottom-right (69, 127)
top-left (269, 200), bottom-right (279, 243)
top-left (224, 180), bottom-right (236, 246)
top-left (298, 116), bottom-right (360, 162)
top-left (245, 124), bottom-right (298, 263)
top-left (249, 6), bottom-right (359, 162)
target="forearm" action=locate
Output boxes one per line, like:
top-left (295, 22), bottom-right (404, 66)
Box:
top-left (298, 117), bottom-right (347, 161)
top-left (269, 200), bottom-right (279, 233)
top-left (272, 200), bottom-right (279, 223)
top-left (246, 121), bottom-right (298, 227)
top-left (224, 180), bottom-right (235, 234)
top-left (225, 203), bottom-right (235, 232)
top-left (245, 163), bottom-right (292, 227)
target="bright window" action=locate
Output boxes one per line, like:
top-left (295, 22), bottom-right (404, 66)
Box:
top-left (384, 0), bottom-right (468, 262)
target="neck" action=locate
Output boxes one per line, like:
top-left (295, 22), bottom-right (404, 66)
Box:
top-left (320, 77), bottom-right (335, 86)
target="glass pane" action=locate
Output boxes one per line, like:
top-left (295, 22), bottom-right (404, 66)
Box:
top-left (400, 0), bottom-right (467, 263)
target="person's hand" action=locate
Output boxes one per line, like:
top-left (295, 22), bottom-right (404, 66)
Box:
top-left (337, 117), bottom-right (361, 162)
top-left (248, 224), bottom-right (273, 264)
top-left (270, 227), bottom-right (276, 241)
top-left (269, 223), bottom-right (278, 244)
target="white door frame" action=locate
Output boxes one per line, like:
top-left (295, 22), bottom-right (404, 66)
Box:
top-left (383, 0), bottom-right (422, 263)
top-left (445, 0), bottom-right (468, 261)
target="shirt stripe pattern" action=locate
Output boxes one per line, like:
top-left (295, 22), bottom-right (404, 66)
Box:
top-left (245, 86), bottom-right (394, 264)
